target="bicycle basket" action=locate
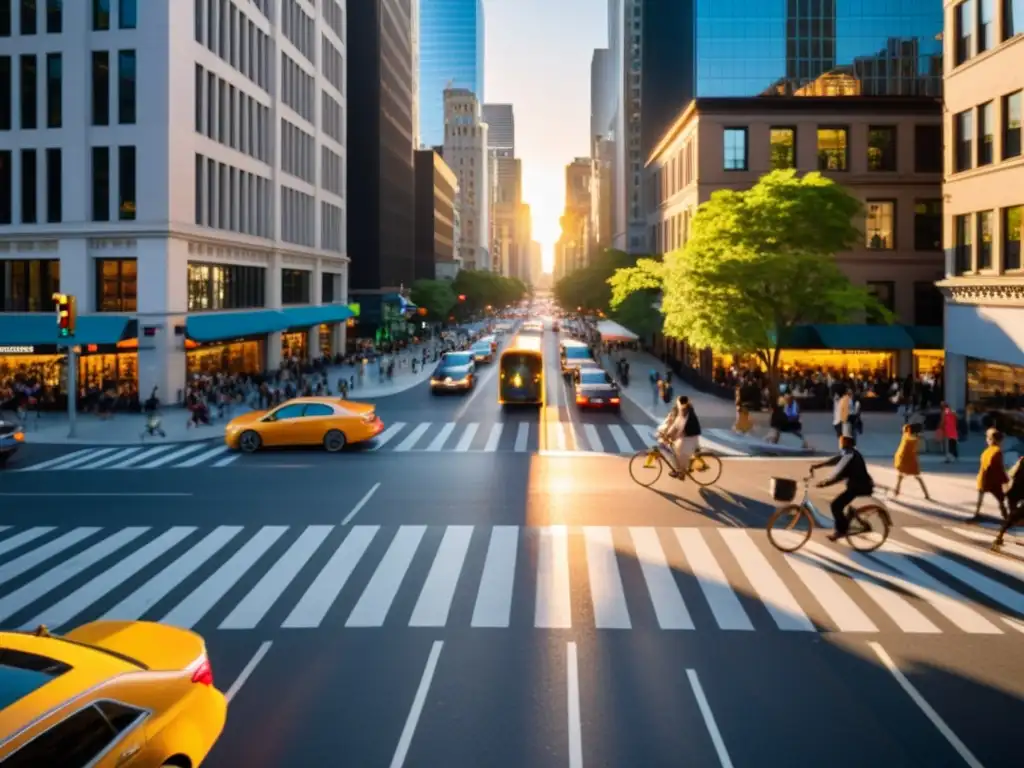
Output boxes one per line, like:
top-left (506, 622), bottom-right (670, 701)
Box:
top-left (771, 477), bottom-right (797, 503)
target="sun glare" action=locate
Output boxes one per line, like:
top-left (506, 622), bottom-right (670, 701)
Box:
top-left (522, 167), bottom-right (562, 272)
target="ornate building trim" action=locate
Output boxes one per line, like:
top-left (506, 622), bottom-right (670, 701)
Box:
top-left (938, 279), bottom-right (1024, 306)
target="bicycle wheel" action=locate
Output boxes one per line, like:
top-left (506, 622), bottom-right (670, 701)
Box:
top-left (629, 449), bottom-right (663, 487)
top-left (847, 504), bottom-right (891, 552)
top-left (688, 451), bottom-right (723, 487)
top-left (766, 504), bottom-right (815, 552)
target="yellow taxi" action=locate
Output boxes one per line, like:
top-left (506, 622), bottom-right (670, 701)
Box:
top-left (0, 621), bottom-right (226, 766)
top-left (224, 396), bottom-right (385, 453)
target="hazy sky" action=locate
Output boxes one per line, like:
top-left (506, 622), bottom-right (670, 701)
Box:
top-left (483, 0), bottom-right (606, 271)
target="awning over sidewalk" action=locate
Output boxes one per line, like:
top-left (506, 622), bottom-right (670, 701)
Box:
top-left (904, 325), bottom-right (943, 349)
top-left (812, 324), bottom-right (916, 351)
top-left (279, 304), bottom-right (355, 329)
top-left (186, 309), bottom-right (288, 342)
top-left (597, 320), bottom-right (638, 342)
top-left (0, 314), bottom-right (133, 346)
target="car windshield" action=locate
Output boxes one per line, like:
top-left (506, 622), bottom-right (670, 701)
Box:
top-left (472, 343), bottom-right (490, 351)
top-left (579, 370), bottom-right (608, 385)
top-left (564, 347), bottom-right (589, 360)
top-left (442, 353), bottom-right (472, 366)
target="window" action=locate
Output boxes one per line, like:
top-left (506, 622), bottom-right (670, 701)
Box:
top-left (954, 110), bottom-right (973, 172)
top-left (45, 0), bottom-right (58, 32)
top-left (865, 202), bottom-right (895, 249)
top-left (0, 151), bottom-right (10, 224)
top-left (19, 0), bottom-right (35, 33)
top-left (913, 200), bottom-right (942, 251)
top-left (304, 403), bottom-right (334, 417)
top-left (722, 127), bottom-right (747, 171)
top-left (117, 0), bottom-right (135, 28)
top-left (1005, 206), bottom-right (1022, 270)
top-left (914, 282), bottom-right (944, 327)
top-left (91, 146), bottom-right (109, 221)
top-left (914, 124), bottom-right (942, 172)
top-left (19, 149), bottom-right (35, 223)
top-left (817, 127), bottom-right (847, 170)
top-left (45, 147), bottom-right (60, 222)
top-left (117, 50), bottom-right (135, 124)
top-left (867, 126), bottom-right (897, 171)
top-left (118, 145), bottom-right (135, 220)
top-left (187, 262), bottom-right (266, 310)
top-left (2, 705), bottom-right (119, 767)
top-left (0, 0), bottom-right (9, 36)
top-left (1004, 91), bottom-right (1022, 159)
top-left (281, 269), bottom-right (311, 304)
top-left (955, 0), bottom-right (974, 65)
top-left (0, 56), bottom-right (11, 130)
top-left (96, 701), bottom-right (143, 732)
top-left (92, 0), bottom-right (109, 30)
top-left (977, 102), bottom-right (993, 165)
top-left (977, 210), bottom-right (994, 269)
top-left (45, 52), bottom-right (60, 128)
top-left (1006, 0), bottom-right (1023, 40)
top-left (979, 0), bottom-right (995, 51)
top-left (321, 272), bottom-right (335, 303)
top-left (954, 214), bottom-right (972, 274)
top-left (270, 404), bottom-right (306, 420)
top-left (94, 258), bottom-right (137, 311)
top-left (91, 51), bottom-right (109, 125)
top-left (768, 127), bottom-right (795, 169)
top-left (19, 55), bottom-right (36, 130)
top-left (866, 281), bottom-right (895, 324)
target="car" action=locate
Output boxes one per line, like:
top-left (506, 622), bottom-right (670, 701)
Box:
top-left (0, 419), bottom-right (25, 467)
top-left (224, 396), bottom-right (384, 453)
top-left (560, 340), bottom-right (597, 379)
top-left (0, 621), bottom-right (226, 766)
top-left (430, 351), bottom-right (477, 394)
top-left (471, 340), bottom-right (494, 363)
top-left (574, 368), bottom-right (622, 411)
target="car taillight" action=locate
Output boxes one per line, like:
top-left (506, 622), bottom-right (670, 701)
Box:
top-left (576, 395), bottom-right (588, 404)
top-left (610, 397), bottom-right (621, 404)
top-left (191, 657), bottom-right (214, 686)
top-left (362, 412), bottom-right (376, 424)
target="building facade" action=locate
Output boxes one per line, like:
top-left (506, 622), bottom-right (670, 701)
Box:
top-left (482, 103), bottom-right (514, 155)
top-left (442, 88), bottom-right (490, 271)
top-left (939, 0), bottom-right (1024, 409)
top-left (0, 0), bottom-right (351, 403)
top-left (561, 157), bottom-right (595, 275)
top-left (418, 0), bottom-right (485, 148)
top-left (413, 149), bottom-right (459, 281)
top-left (483, 103), bottom-right (519, 278)
top-left (645, 97), bottom-right (946, 375)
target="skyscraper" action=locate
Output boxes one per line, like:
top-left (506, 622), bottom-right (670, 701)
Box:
top-left (418, 0), bottom-right (486, 148)
top-left (482, 104), bottom-right (515, 156)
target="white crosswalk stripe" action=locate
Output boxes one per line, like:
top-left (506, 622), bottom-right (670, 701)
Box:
top-left (1, 524), bottom-right (1020, 634)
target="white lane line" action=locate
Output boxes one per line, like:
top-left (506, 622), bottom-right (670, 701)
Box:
top-left (74, 447), bottom-right (142, 470)
top-left (628, 527), bottom-right (693, 629)
top-left (583, 423), bottom-right (603, 453)
top-left (15, 448), bottom-right (95, 471)
top-left (686, 669), bottom-right (734, 768)
top-left (673, 529), bottom-right (753, 631)
top-left (484, 422), bottom-right (504, 452)
top-left (110, 444), bottom-right (178, 469)
top-left (176, 444), bottom-right (231, 467)
top-left (370, 422), bottom-right (407, 451)
top-left (548, 420), bottom-right (567, 451)
top-left (583, 527), bottom-right (630, 629)
top-left (535, 525), bottom-right (572, 628)
top-left (868, 643), bottom-right (983, 768)
top-left (513, 422), bottom-right (529, 452)
top-left (212, 453), bottom-right (239, 467)
top-left (138, 443), bottom-right (206, 468)
top-left (394, 423), bottom-right (431, 452)
top-left (225, 641), bottom-right (273, 703)
top-left (409, 525), bottom-right (473, 627)
top-left (608, 424), bottom-right (634, 453)
top-left (471, 525), bottom-right (519, 628)
top-left (342, 482), bottom-right (382, 525)
top-left (567, 641), bottom-right (583, 768)
top-left (425, 423), bottom-right (457, 451)
top-left (346, 526), bottom-right (426, 627)
top-left (389, 640), bottom-right (444, 768)
top-left (454, 423), bottom-right (479, 451)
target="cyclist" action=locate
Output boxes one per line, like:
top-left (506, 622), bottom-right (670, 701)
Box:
top-left (810, 433), bottom-right (876, 541)
top-left (656, 395), bottom-right (702, 479)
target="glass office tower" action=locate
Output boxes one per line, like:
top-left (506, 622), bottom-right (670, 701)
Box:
top-left (418, 0), bottom-right (486, 147)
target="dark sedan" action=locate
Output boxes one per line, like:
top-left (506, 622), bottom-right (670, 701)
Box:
top-left (0, 420), bottom-right (25, 467)
top-left (430, 352), bottom-right (477, 394)
top-left (573, 368), bottom-right (621, 411)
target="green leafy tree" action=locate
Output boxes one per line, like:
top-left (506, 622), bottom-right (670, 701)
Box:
top-left (451, 270), bottom-right (527, 316)
top-left (609, 169), bottom-right (888, 391)
top-left (409, 279), bottom-right (456, 320)
top-left (554, 249), bottom-right (644, 313)
top-left (612, 290), bottom-right (662, 339)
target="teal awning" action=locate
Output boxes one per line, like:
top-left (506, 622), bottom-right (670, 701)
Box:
top-left (0, 314), bottom-right (131, 346)
top-left (186, 310), bottom-right (288, 342)
top-left (904, 325), bottom-right (943, 349)
top-left (280, 304), bottom-right (355, 328)
top-left (775, 325), bottom-right (824, 349)
top-left (813, 323), bottom-right (915, 350)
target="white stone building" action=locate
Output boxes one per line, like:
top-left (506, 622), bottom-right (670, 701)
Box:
top-left (442, 88), bottom-right (490, 271)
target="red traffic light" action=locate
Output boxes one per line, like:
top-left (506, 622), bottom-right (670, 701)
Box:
top-left (458, 294), bottom-right (466, 301)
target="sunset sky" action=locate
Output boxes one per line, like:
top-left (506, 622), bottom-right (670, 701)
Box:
top-left (483, 0), bottom-right (606, 271)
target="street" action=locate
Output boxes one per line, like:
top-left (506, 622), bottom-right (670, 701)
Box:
top-left (1, 331), bottom-right (1022, 766)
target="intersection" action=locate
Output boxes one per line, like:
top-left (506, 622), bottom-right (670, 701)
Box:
top-left (0, 331), bottom-right (1021, 766)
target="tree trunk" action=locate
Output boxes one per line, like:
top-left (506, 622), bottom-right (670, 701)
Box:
top-left (766, 346), bottom-right (783, 403)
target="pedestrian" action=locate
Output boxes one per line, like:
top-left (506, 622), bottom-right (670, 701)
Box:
top-left (971, 428), bottom-right (1009, 522)
top-left (939, 402), bottom-right (959, 462)
top-left (892, 423), bottom-right (928, 499)
top-left (833, 389), bottom-right (851, 437)
top-left (992, 455), bottom-right (1024, 550)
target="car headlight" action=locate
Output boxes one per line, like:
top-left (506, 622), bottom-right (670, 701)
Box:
top-left (512, 373), bottom-right (522, 387)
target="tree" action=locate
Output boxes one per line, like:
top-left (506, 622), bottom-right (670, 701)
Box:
top-left (609, 169), bottom-right (887, 392)
top-left (409, 279), bottom-right (456, 320)
top-left (451, 270), bottom-right (528, 315)
top-left (553, 249), bottom-right (642, 313)
top-left (612, 289), bottom-right (662, 339)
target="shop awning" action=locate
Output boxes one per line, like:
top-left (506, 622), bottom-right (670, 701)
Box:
top-left (279, 304), bottom-right (355, 329)
top-left (773, 325), bottom-right (825, 349)
top-left (0, 314), bottom-right (132, 346)
top-left (812, 323), bottom-right (916, 351)
top-left (186, 310), bottom-right (288, 342)
top-left (597, 320), bottom-right (638, 342)
top-left (904, 325), bottom-right (944, 349)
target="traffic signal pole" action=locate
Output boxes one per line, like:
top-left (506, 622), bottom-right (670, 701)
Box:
top-left (65, 344), bottom-right (77, 438)
top-left (52, 293), bottom-right (78, 438)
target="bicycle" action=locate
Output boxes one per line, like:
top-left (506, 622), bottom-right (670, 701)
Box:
top-left (628, 433), bottom-right (723, 488)
top-left (765, 469), bottom-right (892, 553)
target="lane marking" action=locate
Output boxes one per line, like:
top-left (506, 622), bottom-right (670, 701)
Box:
top-left (868, 642), bottom-right (983, 768)
top-left (342, 482), bottom-right (382, 525)
top-left (513, 422), bottom-right (530, 451)
top-left (628, 527), bottom-right (693, 629)
top-left (225, 641), bottom-right (272, 703)
top-left (453, 361), bottom-right (499, 421)
top-left (567, 641), bottom-right (583, 768)
top-left (370, 422), bottom-right (407, 451)
top-left (176, 444), bottom-right (231, 467)
top-left (583, 527), bottom-right (630, 629)
top-left (394, 423), bottom-right (431, 452)
top-left (409, 525), bottom-right (473, 627)
top-left (0, 492), bottom-right (193, 497)
top-left (389, 640), bottom-right (444, 768)
top-left (686, 669), bottom-right (734, 767)
top-left (535, 525), bottom-right (572, 628)
top-left (346, 526), bottom-right (426, 627)
top-left (138, 443), bottom-right (207, 468)
top-left (15, 448), bottom-right (94, 471)
top-left (471, 525), bottom-right (519, 628)
top-left (673, 529), bottom-right (753, 631)
top-left (425, 423), bottom-right (456, 451)
top-left (454, 423), bottom-right (478, 451)
top-left (484, 422), bottom-right (504, 451)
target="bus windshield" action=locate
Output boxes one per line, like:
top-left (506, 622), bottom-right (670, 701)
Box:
top-left (499, 351), bottom-right (543, 405)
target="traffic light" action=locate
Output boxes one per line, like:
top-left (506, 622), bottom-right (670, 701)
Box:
top-left (458, 294), bottom-right (466, 302)
top-left (53, 293), bottom-right (76, 338)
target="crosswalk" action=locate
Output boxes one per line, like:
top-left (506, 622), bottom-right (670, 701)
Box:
top-left (0, 523), bottom-right (1021, 635)
top-left (13, 442), bottom-right (239, 471)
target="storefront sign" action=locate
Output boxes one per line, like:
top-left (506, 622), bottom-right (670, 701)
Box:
top-left (348, 302), bottom-right (361, 317)
top-left (0, 346), bottom-right (36, 354)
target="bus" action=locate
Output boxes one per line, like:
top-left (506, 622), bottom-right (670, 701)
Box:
top-left (498, 334), bottom-right (544, 407)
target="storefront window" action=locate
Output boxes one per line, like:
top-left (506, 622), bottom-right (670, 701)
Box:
top-left (713, 350), bottom-right (895, 377)
top-left (281, 331), bottom-right (307, 360)
top-left (319, 323), bottom-right (332, 357)
top-left (967, 359), bottom-right (1024, 406)
top-left (0, 259), bottom-right (60, 311)
top-left (95, 258), bottom-right (137, 311)
top-left (187, 262), bottom-right (266, 310)
top-left (186, 339), bottom-right (265, 377)
top-left (79, 352), bottom-right (136, 391)
top-left (914, 350), bottom-right (945, 377)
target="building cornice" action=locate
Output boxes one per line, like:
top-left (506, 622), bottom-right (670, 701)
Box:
top-left (937, 277), bottom-right (1024, 306)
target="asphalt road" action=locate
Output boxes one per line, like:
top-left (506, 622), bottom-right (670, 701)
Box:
top-left (1, 327), bottom-right (1023, 766)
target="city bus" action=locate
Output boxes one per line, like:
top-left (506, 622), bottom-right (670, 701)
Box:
top-left (498, 334), bottom-right (544, 407)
